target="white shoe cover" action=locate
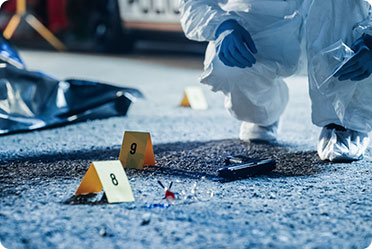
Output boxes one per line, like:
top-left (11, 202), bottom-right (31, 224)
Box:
top-left (239, 121), bottom-right (279, 143)
top-left (317, 126), bottom-right (370, 162)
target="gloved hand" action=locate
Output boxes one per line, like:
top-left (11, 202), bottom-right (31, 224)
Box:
top-left (334, 34), bottom-right (372, 81)
top-left (215, 19), bottom-right (257, 68)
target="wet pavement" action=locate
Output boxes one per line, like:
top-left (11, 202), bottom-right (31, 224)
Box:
top-left (1, 48), bottom-right (372, 249)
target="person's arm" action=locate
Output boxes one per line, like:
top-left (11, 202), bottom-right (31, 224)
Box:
top-left (362, 34), bottom-right (372, 49)
top-left (180, 0), bottom-right (236, 42)
top-left (335, 34), bottom-right (372, 81)
top-left (335, 1), bottom-right (372, 82)
top-left (180, 0), bottom-right (257, 68)
top-left (214, 19), bottom-right (257, 68)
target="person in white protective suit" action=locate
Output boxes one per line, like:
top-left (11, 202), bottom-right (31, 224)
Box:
top-left (180, 0), bottom-right (372, 162)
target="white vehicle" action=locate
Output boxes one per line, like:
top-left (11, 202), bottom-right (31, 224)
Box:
top-left (0, 0), bottom-right (187, 53)
top-left (118, 0), bottom-right (183, 32)
top-left (64, 0), bottom-right (187, 53)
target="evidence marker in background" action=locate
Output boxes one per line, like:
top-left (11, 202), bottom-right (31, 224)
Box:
top-left (180, 86), bottom-right (208, 110)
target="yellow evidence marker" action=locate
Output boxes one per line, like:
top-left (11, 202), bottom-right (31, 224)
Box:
top-left (119, 131), bottom-right (155, 169)
top-left (180, 86), bottom-right (208, 110)
top-left (75, 160), bottom-right (134, 203)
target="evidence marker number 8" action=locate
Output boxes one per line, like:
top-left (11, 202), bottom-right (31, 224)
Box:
top-left (110, 173), bottom-right (119, 186)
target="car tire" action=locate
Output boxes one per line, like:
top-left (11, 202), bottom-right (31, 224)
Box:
top-left (66, 0), bottom-right (135, 53)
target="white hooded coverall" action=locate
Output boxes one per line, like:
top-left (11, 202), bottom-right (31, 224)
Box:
top-left (180, 0), bottom-right (372, 134)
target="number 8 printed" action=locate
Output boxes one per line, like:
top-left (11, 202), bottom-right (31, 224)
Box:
top-left (110, 173), bottom-right (119, 186)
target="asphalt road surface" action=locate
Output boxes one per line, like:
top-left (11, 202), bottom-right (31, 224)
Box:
top-left (1, 46), bottom-right (372, 249)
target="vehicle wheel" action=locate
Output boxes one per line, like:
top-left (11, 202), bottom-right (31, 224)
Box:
top-left (92, 0), bottom-right (135, 53)
top-left (66, 0), bottom-right (135, 53)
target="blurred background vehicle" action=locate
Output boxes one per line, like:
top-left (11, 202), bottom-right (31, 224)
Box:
top-left (0, 0), bottom-right (205, 53)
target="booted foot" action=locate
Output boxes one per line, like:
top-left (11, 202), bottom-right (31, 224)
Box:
top-left (239, 121), bottom-right (279, 143)
top-left (317, 124), bottom-right (370, 162)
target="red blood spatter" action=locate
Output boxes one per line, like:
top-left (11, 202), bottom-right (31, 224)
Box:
top-left (165, 190), bottom-right (175, 200)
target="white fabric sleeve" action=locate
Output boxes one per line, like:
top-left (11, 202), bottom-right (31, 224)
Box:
top-left (180, 0), bottom-right (240, 42)
top-left (354, 1), bottom-right (372, 36)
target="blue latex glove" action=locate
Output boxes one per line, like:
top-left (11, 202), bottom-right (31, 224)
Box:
top-left (334, 35), bottom-right (372, 81)
top-left (215, 19), bottom-right (257, 68)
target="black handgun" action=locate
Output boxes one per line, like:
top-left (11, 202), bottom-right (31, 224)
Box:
top-left (218, 155), bottom-right (276, 179)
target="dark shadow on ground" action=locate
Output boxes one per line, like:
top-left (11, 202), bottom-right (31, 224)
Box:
top-left (0, 139), bottom-right (329, 198)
